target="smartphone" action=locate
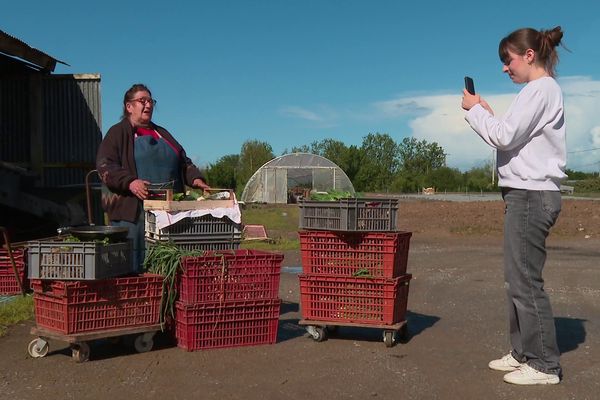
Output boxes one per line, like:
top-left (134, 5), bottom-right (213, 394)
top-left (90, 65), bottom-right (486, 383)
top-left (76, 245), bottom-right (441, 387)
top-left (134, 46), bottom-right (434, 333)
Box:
top-left (464, 76), bottom-right (475, 95)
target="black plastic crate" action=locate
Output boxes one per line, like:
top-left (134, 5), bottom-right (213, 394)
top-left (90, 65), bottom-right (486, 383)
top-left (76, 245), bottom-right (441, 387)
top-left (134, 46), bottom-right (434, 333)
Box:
top-left (145, 237), bottom-right (241, 252)
top-left (298, 198), bottom-right (399, 231)
top-left (27, 240), bottom-right (133, 280)
top-left (145, 212), bottom-right (242, 241)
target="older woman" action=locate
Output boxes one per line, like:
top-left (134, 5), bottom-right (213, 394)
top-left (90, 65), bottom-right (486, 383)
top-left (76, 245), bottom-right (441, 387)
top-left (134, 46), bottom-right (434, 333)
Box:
top-left (97, 83), bottom-right (209, 271)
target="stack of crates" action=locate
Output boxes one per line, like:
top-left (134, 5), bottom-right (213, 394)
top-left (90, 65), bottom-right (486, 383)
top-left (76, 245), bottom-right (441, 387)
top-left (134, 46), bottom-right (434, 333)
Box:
top-left (27, 238), bottom-right (162, 334)
top-left (297, 198), bottom-right (412, 327)
top-left (0, 246), bottom-right (26, 295)
top-left (174, 249), bottom-right (283, 351)
top-left (145, 212), bottom-right (242, 251)
top-left (30, 276), bottom-right (163, 334)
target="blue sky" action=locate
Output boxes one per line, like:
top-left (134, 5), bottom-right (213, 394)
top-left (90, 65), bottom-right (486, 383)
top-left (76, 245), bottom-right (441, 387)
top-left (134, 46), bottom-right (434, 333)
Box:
top-left (3, 1), bottom-right (600, 171)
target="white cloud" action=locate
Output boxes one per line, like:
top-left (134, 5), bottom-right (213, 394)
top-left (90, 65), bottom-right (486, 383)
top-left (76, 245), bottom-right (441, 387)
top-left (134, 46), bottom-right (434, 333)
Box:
top-left (375, 99), bottom-right (429, 117)
top-left (372, 93), bottom-right (513, 170)
top-left (560, 77), bottom-right (600, 170)
top-left (373, 76), bottom-right (600, 171)
top-left (279, 105), bottom-right (339, 129)
top-left (280, 106), bottom-right (323, 121)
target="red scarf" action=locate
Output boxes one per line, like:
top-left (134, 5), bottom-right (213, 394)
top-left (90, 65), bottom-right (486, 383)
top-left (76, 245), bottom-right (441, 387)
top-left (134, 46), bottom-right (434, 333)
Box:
top-left (135, 127), bottom-right (179, 155)
top-left (135, 126), bottom-right (161, 139)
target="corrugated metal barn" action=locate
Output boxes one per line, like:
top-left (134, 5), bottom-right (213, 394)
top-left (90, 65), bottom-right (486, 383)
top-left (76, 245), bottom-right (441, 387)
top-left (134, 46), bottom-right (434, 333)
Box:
top-left (0, 30), bottom-right (102, 240)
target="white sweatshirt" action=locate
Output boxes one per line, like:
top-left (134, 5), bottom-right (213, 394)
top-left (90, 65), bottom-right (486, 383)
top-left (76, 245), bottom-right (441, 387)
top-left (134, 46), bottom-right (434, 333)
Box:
top-left (465, 77), bottom-right (566, 191)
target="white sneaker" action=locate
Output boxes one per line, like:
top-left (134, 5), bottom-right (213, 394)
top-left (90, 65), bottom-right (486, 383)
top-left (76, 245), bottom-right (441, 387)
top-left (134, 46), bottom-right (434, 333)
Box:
top-left (503, 364), bottom-right (560, 385)
top-left (488, 353), bottom-right (523, 371)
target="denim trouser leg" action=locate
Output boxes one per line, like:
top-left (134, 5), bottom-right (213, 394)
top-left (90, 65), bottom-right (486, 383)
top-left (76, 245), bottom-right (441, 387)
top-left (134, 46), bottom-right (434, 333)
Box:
top-left (111, 211), bottom-right (145, 273)
top-left (502, 188), bottom-right (562, 376)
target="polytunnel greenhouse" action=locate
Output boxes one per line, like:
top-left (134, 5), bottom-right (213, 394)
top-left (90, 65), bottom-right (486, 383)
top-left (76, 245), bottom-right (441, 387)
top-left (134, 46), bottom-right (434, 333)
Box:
top-left (240, 153), bottom-right (355, 204)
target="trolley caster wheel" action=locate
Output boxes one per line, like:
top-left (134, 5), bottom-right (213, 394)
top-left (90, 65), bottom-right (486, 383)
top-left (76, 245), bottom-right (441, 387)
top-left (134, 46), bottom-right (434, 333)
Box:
top-left (134, 333), bottom-right (154, 353)
top-left (28, 338), bottom-right (49, 358)
top-left (306, 325), bottom-right (327, 342)
top-left (383, 330), bottom-right (396, 348)
top-left (71, 342), bottom-right (90, 363)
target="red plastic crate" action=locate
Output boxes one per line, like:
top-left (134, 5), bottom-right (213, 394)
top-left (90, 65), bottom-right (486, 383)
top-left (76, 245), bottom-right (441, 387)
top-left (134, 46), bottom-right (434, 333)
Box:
top-left (175, 299), bottom-right (280, 351)
top-left (30, 275), bottom-right (163, 303)
top-left (32, 274), bottom-right (163, 334)
top-left (179, 250), bottom-right (283, 304)
top-left (0, 248), bottom-right (26, 295)
top-left (0, 247), bottom-right (26, 267)
top-left (299, 231), bottom-right (411, 278)
top-left (0, 270), bottom-right (26, 295)
top-left (299, 274), bottom-right (411, 325)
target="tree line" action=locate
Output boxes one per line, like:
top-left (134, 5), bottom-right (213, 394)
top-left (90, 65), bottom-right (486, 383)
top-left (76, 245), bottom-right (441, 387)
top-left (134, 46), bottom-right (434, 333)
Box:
top-left (205, 133), bottom-right (597, 195)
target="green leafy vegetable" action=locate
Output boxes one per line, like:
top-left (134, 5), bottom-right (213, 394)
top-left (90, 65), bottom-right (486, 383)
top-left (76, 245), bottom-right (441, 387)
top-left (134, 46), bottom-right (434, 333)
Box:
top-left (309, 190), bottom-right (354, 201)
top-left (144, 242), bottom-right (205, 324)
top-left (61, 235), bottom-right (110, 245)
top-left (352, 268), bottom-right (373, 278)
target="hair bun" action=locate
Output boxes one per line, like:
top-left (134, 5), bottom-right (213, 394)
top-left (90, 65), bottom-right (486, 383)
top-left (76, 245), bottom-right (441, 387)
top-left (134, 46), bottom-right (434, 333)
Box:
top-left (544, 26), bottom-right (563, 47)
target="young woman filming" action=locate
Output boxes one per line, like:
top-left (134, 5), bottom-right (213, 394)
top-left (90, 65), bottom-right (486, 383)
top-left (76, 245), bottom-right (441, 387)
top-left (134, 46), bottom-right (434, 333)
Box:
top-left (461, 26), bottom-right (567, 385)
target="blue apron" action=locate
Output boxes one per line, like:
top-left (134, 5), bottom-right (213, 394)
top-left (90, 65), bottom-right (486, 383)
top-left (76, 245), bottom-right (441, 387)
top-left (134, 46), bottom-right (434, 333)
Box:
top-left (119, 135), bottom-right (182, 271)
top-left (134, 135), bottom-right (183, 192)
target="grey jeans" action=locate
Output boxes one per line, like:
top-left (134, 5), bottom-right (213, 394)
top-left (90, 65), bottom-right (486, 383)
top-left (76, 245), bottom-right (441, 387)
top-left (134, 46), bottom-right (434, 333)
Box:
top-left (502, 188), bottom-right (562, 376)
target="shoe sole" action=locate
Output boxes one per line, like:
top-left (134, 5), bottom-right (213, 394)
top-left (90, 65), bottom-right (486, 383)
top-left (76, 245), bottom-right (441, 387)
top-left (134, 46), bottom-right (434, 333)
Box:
top-left (503, 376), bottom-right (560, 385)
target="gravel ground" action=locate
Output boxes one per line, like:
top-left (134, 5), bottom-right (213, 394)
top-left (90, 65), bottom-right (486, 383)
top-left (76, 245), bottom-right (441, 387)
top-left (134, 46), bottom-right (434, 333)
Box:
top-left (1, 199), bottom-right (599, 400)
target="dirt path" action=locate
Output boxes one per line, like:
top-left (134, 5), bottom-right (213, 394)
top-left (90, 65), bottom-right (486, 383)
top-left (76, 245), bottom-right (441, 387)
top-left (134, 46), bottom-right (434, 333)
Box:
top-left (1, 200), bottom-right (599, 400)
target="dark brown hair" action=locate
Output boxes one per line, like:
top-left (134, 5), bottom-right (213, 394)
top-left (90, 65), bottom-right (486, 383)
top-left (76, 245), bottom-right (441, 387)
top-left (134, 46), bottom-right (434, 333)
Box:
top-left (121, 83), bottom-right (152, 120)
top-left (498, 26), bottom-right (564, 77)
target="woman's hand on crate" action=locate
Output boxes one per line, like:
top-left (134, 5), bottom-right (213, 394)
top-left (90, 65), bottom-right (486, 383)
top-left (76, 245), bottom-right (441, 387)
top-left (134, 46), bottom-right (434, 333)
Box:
top-left (129, 179), bottom-right (151, 200)
top-left (192, 178), bottom-right (210, 191)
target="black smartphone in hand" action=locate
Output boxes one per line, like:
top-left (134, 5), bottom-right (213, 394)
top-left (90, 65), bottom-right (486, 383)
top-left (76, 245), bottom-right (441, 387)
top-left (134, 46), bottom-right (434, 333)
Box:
top-left (464, 76), bottom-right (475, 95)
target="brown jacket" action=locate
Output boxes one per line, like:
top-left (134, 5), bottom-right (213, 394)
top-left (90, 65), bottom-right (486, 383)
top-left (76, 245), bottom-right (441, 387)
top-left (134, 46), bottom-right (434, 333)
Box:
top-left (96, 118), bottom-right (205, 222)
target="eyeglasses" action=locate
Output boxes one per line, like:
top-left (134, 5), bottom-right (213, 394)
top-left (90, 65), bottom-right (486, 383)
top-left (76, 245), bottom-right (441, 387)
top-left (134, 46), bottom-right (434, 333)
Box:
top-left (129, 97), bottom-right (157, 106)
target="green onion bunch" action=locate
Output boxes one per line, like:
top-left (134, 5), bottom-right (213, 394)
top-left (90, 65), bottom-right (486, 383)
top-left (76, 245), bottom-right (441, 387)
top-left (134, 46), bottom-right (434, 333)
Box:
top-left (144, 242), bottom-right (204, 324)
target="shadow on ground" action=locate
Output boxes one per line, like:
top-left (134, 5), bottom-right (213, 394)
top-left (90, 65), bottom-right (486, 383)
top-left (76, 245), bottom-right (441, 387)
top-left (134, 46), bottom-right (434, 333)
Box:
top-left (277, 310), bottom-right (440, 345)
top-left (277, 301), bottom-right (305, 342)
top-left (39, 330), bottom-right (177, 362)
top-left (403, 311), bottom-right (441, 342)
top-left (555, 316), bottom-right (586, 354)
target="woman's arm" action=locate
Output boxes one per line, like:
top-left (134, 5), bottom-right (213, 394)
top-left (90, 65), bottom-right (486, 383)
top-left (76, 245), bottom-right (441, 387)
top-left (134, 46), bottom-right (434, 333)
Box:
top-left (465, 87), bottom-right (547, 150)
top-left (96, 127), bottom-right (136, 193)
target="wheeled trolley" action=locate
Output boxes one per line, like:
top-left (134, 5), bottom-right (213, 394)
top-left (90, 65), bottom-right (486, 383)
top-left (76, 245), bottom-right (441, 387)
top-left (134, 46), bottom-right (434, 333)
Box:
top-left (299, 319), bottom-right (408, 348)
top-left (28, 324), bottom-right (162, 362)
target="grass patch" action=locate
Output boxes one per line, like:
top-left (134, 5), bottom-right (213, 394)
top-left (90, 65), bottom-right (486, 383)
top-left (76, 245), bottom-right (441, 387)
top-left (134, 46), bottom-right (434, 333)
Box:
top-left (242, 204), bottom-right (299, 232)
top-left (241, 237), bottom-right (299, 251)
top-left (241, 204), bottom-right (300, 250)
top-left (0, 294), bottom-right (34, 337)
top-left (570, 193), bottom-right (600, 199)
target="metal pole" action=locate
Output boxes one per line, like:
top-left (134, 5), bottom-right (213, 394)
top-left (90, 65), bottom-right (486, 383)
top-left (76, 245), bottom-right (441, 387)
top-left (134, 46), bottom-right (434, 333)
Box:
top-left (85, 170), bottom-right (99, 226)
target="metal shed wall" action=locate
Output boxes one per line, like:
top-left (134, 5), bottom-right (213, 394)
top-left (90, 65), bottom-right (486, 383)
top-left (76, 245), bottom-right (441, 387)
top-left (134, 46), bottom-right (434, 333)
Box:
top-left (0, 73), bottom-right (101, 187)
top-left (42, 74), bottom-right (102, 186)
top-left (0, 77), bottom-right (30, 162)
